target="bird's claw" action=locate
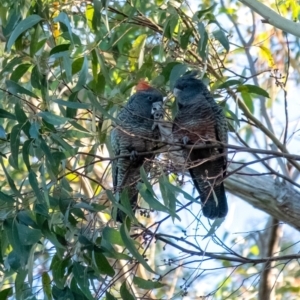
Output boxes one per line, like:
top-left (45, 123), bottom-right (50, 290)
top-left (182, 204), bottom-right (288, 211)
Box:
top-left (130, 150), bottom-right (138, 160)
top-left (152, 111), bottom-right (164, 131)
top-left (182, 136), bottom-right (190, 145)
top-left (152, 123), bottom-right (158, 130)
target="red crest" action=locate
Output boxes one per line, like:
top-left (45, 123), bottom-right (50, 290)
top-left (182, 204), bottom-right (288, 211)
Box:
top-left (136, 80), bottom-right (151, 91)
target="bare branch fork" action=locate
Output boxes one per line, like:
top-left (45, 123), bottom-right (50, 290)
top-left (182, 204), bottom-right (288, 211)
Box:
top-left (152, 233), bottom-right (297, 265)
top-left (78, 141), bottom-right (300, 163)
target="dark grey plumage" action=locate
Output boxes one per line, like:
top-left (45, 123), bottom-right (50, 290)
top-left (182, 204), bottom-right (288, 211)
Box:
top-left (173, 73), bottom-right (228, 219)
top-left (110, 87), bottom-right (163, 222)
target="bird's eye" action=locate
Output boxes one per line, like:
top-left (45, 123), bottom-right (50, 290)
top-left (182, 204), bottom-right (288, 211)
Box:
top-left (148, 96), bottom-right (153, 101)
top-left (182, 84), bottom-right (188, 89)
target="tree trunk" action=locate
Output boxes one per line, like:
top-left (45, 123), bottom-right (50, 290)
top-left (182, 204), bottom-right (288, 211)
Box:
top-left (225, 163), bottom-right (300, 230)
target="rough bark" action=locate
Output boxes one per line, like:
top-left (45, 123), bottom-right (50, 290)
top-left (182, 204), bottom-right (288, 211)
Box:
top-left (258, 218), bottom-right (282, 300)
top-left (225, 163), bottom-right (300, 230)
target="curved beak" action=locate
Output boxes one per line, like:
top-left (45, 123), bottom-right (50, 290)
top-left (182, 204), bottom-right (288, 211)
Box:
top-left (173, 88), bottom-right (181, 97)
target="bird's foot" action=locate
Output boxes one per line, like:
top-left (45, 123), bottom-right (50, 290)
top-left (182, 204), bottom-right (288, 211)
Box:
top-left (182, 136), bottom-right (190, 145)
top-left (152, 122), bottom-right (158, 131)
top-left (130, 150), bottom-right (138, 160)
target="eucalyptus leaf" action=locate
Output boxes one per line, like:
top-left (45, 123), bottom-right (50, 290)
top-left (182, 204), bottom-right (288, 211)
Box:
top-left (42, 272), bottom-right (52, 300)
top-left (38, 111), bottom-right (69, 125)
top-left (241, 91), bottom-right (254, 113)
top-left (74, 56), bottom-right (88, 91)
top-left (17, 223), bottom-right (42, 245)
top-left (106, 292), bottom-right (117, 300)
top-left (6, 15), bottom-right (43, 51)
top-left (102, 227), bottom-right (124, 246)
top-left (10, 63), bottom-right (31, 82)
top-left (0, 191), bottom-right (15, 203)
top-left (50, 254), bottom-right (70, 289)
top-left (140, 166), bottom-right (156, 197)
top-left (0, 288), bottom-right (13, 299)
top-left (213, 29), bottom-right (230, 52)
top-left (0, 157), bottom-right (22, 198)
top-left (6, 80), bottom-right (38, 98)
top-left (29, 121), bottom-right (41, 139)
top-left (29, 170), bottom-right (43, 200)
top-left (93, 251), bottom-right (115, 276)
top-left (218, 79), bottom-right (242, 89)
top-left (197, 22), bottom-right (208, 59)
top-left (133, 276), bottom-right (165, 289)
top-left (53, 99), bottom-right (91, 109)
top-left (138, 182), bottom-right (178, 218)
top-left (120, 221), bottom-right (155, 274)
top-left (72, 262), bottom-right (94, 300)
top-left (10, 124), bottom-right (21, 169)
top-left (53, 12), bottom-right (74, 44)
top-left (0, 108), bottom-right (16, 120)
top-left (169, 64), bottom-right (188, 89)
top-left (49, 43), bottom-right (71, 56)
top-left (243, 84), bottom-right (270, 98)
top-left (120, 281), bottom-right (136, 300)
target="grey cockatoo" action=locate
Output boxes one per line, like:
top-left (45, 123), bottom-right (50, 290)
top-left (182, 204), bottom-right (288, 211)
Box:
top-left (172, 72), bottom-right (228, 219)
top-left (110, 81), bottom-right (163, 222)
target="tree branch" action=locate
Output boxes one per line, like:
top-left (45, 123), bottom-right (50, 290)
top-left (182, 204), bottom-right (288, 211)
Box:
top-left (153, 232), bottom-right (299, 265)
top-left (226, 163), bottom-right (300, 230)
top-left (258, 218), bottom-right (282, 300)
top-left (238, 0), bottom-right (300, 38)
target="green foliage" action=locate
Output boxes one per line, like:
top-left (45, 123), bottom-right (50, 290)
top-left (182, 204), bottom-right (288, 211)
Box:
top-left (120, 220), bottom-right (154, 274)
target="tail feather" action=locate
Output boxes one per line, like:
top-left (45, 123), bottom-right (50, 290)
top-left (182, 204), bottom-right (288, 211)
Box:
top-left (114, 156), bottom-right (154, 223)
top-left (200, 182), bottom-right (228, 219)
top-left (189, 168), bottom-right (228, 219)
